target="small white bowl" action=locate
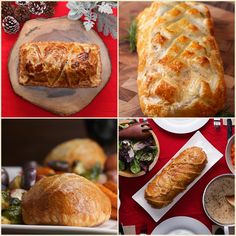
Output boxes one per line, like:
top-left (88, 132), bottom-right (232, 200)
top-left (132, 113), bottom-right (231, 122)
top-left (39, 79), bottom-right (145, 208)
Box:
top-left (225, 134), bottom-right (235, 174)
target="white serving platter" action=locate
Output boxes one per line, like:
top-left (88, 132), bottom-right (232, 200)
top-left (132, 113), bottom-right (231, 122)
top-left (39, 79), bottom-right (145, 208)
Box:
top-left (132, 131), bottom-right (223, 222)
top-left (2, 167), bottom-right (117, 235)
top-left (153, 118), bottom-right (209, 134)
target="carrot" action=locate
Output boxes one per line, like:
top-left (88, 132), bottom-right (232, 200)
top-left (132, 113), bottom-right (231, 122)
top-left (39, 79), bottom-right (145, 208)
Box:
top-left (103, 181), bottom-right (117, 194)
top-left (36, 167), bottom-right (55, 176)
top-left (111, 207), bottom-right (117, 220)
top-left (96, 183), bottom-right (117, 208)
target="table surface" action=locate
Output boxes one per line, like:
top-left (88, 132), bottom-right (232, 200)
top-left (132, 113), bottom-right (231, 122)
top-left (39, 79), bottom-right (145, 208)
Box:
top-left (2, 2), bottom-right (117, 117)
top-left (119, 119), bottom-right (234, 234)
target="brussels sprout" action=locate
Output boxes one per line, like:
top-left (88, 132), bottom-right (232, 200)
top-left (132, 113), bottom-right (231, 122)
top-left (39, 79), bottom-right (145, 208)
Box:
top-left (1, 191), bottom-right (10, 210)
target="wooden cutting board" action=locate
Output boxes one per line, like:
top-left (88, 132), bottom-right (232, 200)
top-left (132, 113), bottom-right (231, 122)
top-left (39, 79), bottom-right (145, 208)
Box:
top-left (9, 17), bottom-right (111, 116)
top-left (119, 2), bottom-right (235, 117)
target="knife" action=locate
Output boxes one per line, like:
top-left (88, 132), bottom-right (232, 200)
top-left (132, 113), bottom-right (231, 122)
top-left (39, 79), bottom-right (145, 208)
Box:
top-left (227, 119), bottom-right (233, 140)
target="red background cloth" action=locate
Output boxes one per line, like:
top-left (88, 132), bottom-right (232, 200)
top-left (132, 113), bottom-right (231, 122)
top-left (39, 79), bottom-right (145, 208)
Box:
top-left (2, 2), bottom-right (117, 117)
top-left (119, 119), bottom-right (234, 234)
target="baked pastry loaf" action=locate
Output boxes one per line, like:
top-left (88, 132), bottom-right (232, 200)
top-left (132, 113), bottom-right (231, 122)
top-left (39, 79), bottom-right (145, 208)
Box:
top-left (136, 2), bottom-right (226, 117)
top-left (22, 174), bottom-right (111, 226)
top-left (145, 147), bottom-right (207, 208)
top-left (19, 41), bottom-right (102, 88)
top-left (45, 139), bottom-right (107, 170)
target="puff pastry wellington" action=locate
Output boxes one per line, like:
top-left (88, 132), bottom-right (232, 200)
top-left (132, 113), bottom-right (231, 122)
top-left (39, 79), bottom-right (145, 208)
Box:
top-left (145, 147), bottom-right (207, 208)
top-left (19, 42), bottom-right (101, 88)
top-left (45, 139), bottom-right (107, 170)
top-left (22, 174), bottom-right (111, 226)
top-left (136, 2), bottom-right (226, 117)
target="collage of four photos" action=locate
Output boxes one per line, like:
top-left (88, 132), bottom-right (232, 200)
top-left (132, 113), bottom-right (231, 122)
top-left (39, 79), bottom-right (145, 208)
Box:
top-left (1, 0), bottom-right (235, 235)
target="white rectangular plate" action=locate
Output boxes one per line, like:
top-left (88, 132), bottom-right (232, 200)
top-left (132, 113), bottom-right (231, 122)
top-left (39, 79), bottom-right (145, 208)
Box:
top-left (132, 131), bottom-right (223, 222)
top-left (2, 167), bottom-right (117, 235)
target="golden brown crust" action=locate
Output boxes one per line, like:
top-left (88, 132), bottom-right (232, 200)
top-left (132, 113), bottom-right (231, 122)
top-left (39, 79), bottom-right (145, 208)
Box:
top-left (45, 139), bottom-right (107, 170)
top-left (19, 41), bottom-right (102, 88)
top-left (22, 174), bottom-right (111, 226)
top-left (145, 147), bottom-right (207, 208)
top-left (136, 2), bottom-right (226, 117)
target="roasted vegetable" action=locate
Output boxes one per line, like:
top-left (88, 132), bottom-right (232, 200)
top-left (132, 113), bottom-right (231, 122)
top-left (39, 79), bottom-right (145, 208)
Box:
top-left (2, 204), bottom-right (22, 224)
top-left (23, 161), bottom-right (37, 170)
top-left (36, 167), bottom-right (55, 176)
top-left (72, 161), bottom-right (86, 175)
top-left (47, 160), bottom-right (69, 172)
top-left (1, 168), bottom-right (9, 189)
top-left (9, 176), bottom-right (22, 190)
top-left (1, 216), bottom-right (11, 224)
top-left (21, 168), bottom-right (36, 190)
top-left (2, 191), bottom-right (10, 210)
top-left (81, 163), bottom-right (102, 181)
top-left (10, 189), bottom-right (26, 201)
top-left (2, 195), bottom-right (22, 224)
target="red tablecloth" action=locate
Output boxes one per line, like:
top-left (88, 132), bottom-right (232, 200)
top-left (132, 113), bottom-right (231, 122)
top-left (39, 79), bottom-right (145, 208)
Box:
top-left (2, 2), bottom-right (117, 117)
top-left (119, 119), bottom-right (234, 234)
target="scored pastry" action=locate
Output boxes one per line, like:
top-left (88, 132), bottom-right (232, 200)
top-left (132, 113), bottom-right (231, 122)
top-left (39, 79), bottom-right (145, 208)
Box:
top-left (136, 2), bottom-right (226, 117)
top-left (22, 173), bottom-right (111, 226)
top-left (44, 138), bottom-right (107, 170)
top-left (145, 147), bottom-right (207, 208)
top-left (19, 41), bottom-right (102, 88)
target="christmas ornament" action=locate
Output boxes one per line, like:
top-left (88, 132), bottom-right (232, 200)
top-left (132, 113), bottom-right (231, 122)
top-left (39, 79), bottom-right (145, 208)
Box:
top-left (14, 5), bottom-right (31, 23)
top-left (28, 1), bottom-right (46, 15)
top-left (2, 16), bottom-right (20, 34)
top-left (1, 2), bottom-right (15, 19)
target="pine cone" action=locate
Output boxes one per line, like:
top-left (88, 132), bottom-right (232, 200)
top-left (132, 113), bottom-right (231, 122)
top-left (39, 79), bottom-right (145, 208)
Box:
top-left (45, 1), bottom-right (57, 7)
top-left (15, 1), bottom-right (29, 6)
top-left (1, 2), bottom-right (15, 19)
top-left (2, 16), bottom-right (20, 34)
top-left (14, 5), bottom-right (31, 23)
top-left (28, 1), bottom-right (46, 15)
top-left (44, 5), bottom-right (55, 18)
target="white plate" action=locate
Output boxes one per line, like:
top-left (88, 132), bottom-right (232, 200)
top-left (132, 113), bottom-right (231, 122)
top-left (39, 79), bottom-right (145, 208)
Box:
top-left (2, 222), bottom-right (117, 235)
top-left (153, 118), bottom-right (209, 134)
top-left (2, 167), bottom-right (117, 235)
top-left (132, 131), bottom-right (223, 222)
top-left (151, 216), bottom-right (211, 235)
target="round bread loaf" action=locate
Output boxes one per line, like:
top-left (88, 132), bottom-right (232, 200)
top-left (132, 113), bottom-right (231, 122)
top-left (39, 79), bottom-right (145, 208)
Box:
top-left (22, 173), bottom-right (111, 226)
top-left (45, 138), bottom-right (107, 170)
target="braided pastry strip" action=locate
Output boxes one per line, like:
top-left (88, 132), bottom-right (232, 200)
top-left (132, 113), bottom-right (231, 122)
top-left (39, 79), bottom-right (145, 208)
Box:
top-left (145, 147), bottom-right (207, 208)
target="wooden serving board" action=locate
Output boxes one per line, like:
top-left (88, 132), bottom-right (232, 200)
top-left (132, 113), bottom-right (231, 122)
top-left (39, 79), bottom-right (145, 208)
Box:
top-left (9, 17), bottom-right (111, 116)
top-left (119, 2), bottom-right (235, 117)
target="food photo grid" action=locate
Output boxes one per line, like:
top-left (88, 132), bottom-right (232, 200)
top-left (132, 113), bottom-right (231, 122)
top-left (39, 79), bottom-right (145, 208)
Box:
top-left (0, 0), bottom-right (235, 235)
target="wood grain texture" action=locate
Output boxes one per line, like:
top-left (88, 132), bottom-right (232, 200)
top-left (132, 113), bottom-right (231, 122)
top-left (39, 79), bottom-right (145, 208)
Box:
top-left (119, 2), bottom-right (235, 117)
top-left (9, 17), bottom-right (111, 116)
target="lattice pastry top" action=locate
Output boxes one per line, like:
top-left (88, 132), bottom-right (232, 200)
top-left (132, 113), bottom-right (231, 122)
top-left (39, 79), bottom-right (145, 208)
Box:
top-left (136, 1), bottom-right (226, 117)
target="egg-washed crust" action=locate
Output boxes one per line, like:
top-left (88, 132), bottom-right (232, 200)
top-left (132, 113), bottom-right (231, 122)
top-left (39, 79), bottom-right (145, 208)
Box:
top-left (136, 1), bottom-right (226, 117)
top-left (19, 42), bottom-right (102, 88)
top-left (22, 174), bottom-right (111, 226)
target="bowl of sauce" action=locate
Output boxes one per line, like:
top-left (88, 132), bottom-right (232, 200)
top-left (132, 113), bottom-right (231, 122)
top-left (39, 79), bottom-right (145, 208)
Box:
top-left (202, 174), bottom-right (235, 228)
